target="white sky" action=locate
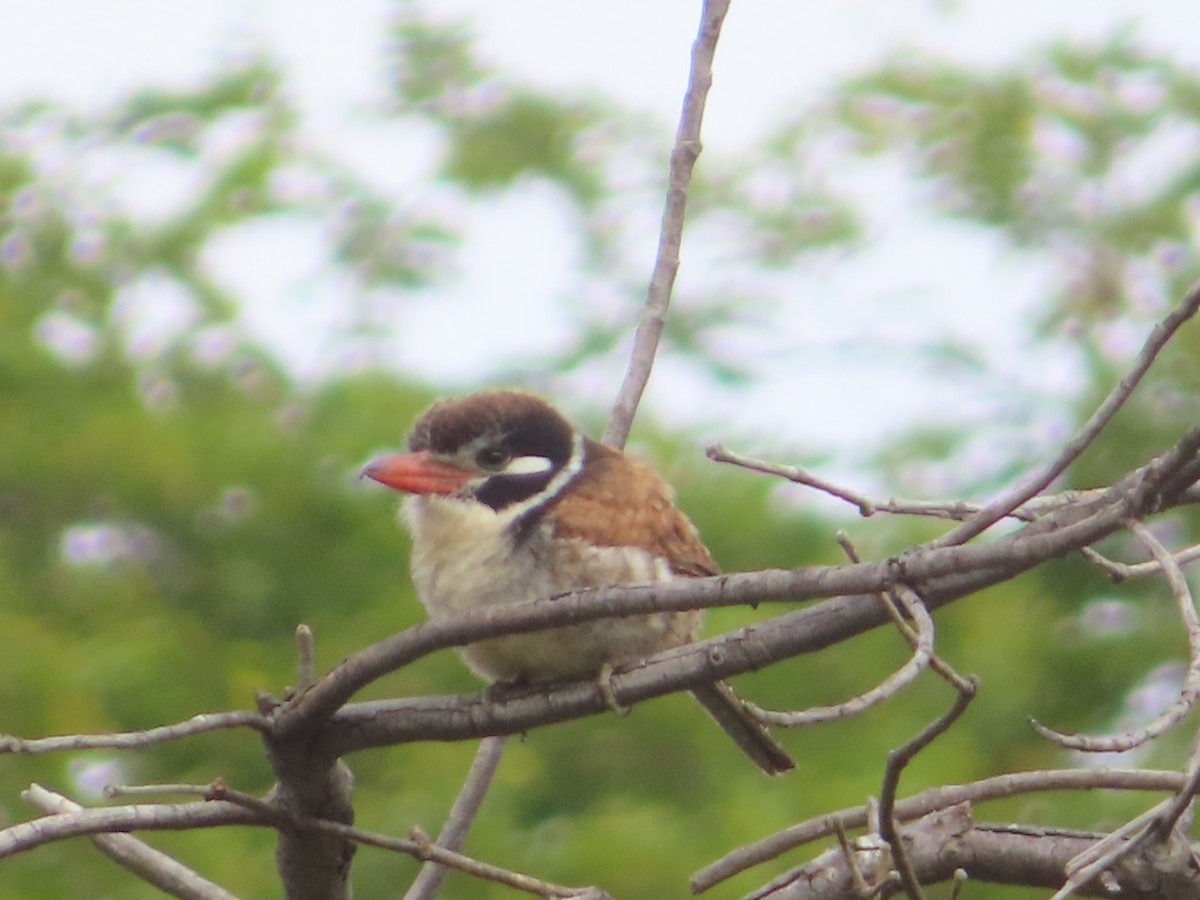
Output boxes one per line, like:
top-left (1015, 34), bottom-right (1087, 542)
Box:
top-left (2, 0), bottom-right (1196, 490)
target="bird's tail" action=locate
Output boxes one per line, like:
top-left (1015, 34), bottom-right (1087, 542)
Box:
top-left (691, 681), bottom-right (795, 776)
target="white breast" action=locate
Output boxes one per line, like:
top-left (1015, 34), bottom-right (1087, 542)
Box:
top-left (401, 495), bottom-right (695, 682)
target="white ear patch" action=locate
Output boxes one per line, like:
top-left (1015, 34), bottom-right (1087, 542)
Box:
top-left (503, 455), bottom-right (554, 476)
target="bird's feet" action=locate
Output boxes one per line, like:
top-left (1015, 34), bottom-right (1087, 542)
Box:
top-left (597, 663), bottom-right (630, 718)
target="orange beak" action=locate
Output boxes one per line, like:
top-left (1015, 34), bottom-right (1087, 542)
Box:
top-left (363, 451), bottom-right (473, 495)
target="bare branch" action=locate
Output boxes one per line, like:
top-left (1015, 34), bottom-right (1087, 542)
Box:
top-left (1061, 597), bottom-right (1200, 898)
top-left (98, 780), bottom-right (603, 899)
top-left (708, 443), bottom-right (888, 515)
top-left (93, 777), bottom-right (604, 897)
top-left (936, 281), bottom-right (1200, 546)
top-left (746, 804), bottom-right (1200, 900)
top-left (23, 785), bottom-right (237, 900)
top-left (692, 769), bottom-right (1186, 893)
top-left (0, 792), bottom-right (260, 861)
top-left (742, 588), bottom-right (934, 728)
top-left (1051, 798), bottom-right (1175, 900)
top-left (0, 711), bottom-right (267, 756)
top-left (1083, 541), bottom-right (1200, 582)
top-left (708, 443), bottom-right (1108, 523)
top-left (1152, 725), bottom-right (1200, 842)
top-left (878, 675), bottom-right (978, 900)
top-left (711, 443), bottom-right (1200, 592)
top-left (205, 781), bottom-right (603, 899)
top-left (296, 624), bottom-right (316, 692)
top-left (1031, 520), bottom-right (1200, 752)
top-left (603, 0), bottom-right (730, 448)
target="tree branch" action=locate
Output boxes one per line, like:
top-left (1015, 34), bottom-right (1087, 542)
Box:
top-left (749, 803), bottom-right (1200, 899)
top-left (0, 794), bottom-right (260, 861)
top-left (269, 426), bottom-right (1200, 746)
top-left (695, 769), bottom-right (1191, 895)
top-left (936, 279), bottom-right (1200, 546)
top-left (22, 785), bottom-right (238, 900)
top-left (1031, 519), bottom-right (1200, 752)
top-left (742, 587), bottom-right (937, 728)
top-left (603, 0), bottom-right (730, 448)
top-left (879, 675), bottom-right (978, 900)
top-left (0, 711), bottom-right (267, 756)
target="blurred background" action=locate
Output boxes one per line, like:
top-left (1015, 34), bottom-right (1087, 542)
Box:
top-left (2, 0), bottom-right (1200, 897)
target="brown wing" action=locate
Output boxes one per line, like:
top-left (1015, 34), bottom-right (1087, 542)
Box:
top-left (549, 440), bottom-right (719, 577)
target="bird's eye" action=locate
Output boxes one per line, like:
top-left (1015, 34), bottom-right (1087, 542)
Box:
top-left (475, 447), bottom-right (508, 469)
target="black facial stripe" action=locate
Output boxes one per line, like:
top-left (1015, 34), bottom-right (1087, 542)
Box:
top-left (473, 470), bottom-right (558, 512)
top-left (509, 436), bottom-right (588, 544)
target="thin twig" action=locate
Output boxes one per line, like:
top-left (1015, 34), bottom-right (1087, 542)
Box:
top-left (1083, 541), bottom-right (1200, 582)
top-left (740, 589), bottom-right (934, 727)
top-left (215, 782), bottom-right (603, 899)
top-left (602, 0), bottom-right (730, 448)
top-left (712, 443), bottom-right (1200, 589)
top-left (830, 814), bottom-right (897, 899)
top-left (709, 444), bottom-right (888, 515)
top-left (0, 710), bottom-right (268, 755)
top-left (1052, 798), bottom-right (1170, 900)
top-left (878, 677), bottom-right (978, 900)
top-left (742, 541), bottom-right (964, 731)
top-left (936, 281), bottom-right (1200, 546)
top-left (0, 794), bottom-right (260, 860)
top-left (893, 588), bottom-right (975, 695)
top-left (404, 736), bottom-right (509, 900)
top-left (296, 624), bottom-right (316, 692)
top-left (1058, 746), bottom-right (1200, 900)
top-left (829, 817), bottom-right (870, 897)
top-left (838, 535), bottom-right (919, 647)
top-left (707, 443), bottom-right (1101, 523)
top-left (1031, 521), bottom-right (1200, 752)
top-left (949, 868), bottom-right (968, 900)
top-left (1152, 725), bottom-right (1200, 841)
top-left (107, 781), bottom-right (596, 899)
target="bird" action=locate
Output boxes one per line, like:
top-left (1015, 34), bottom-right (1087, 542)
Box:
top-left (364, 389), bottom-right (794, 775)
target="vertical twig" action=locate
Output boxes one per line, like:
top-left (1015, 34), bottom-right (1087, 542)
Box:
top-left (602, 0), bottom-right (731, 448)
top-left (404, 736), bottom-right (509, 900)
top-left (878, 676), bottom-right (978, 900)
top-left (296, 624), bottom-right (315, 691)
